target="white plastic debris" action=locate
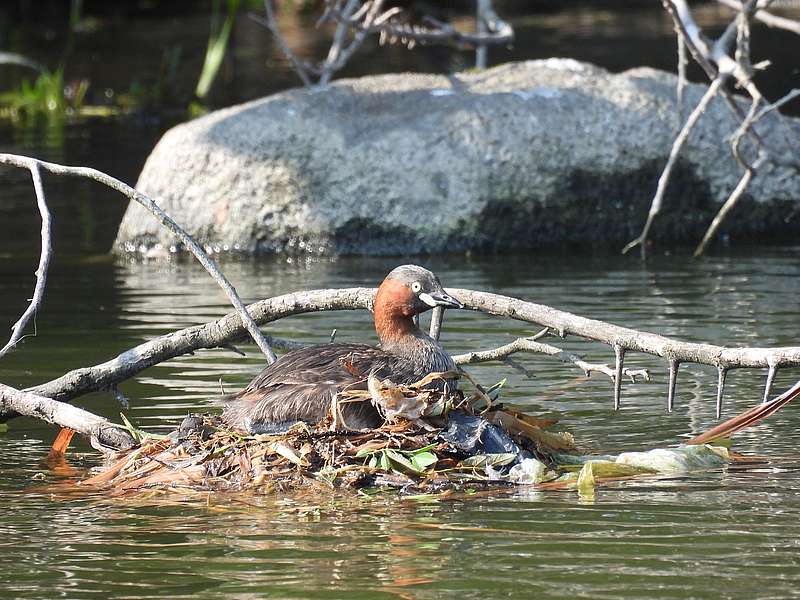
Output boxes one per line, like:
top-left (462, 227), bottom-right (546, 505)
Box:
top-left (508, 458), bottom-right (548, 485)
top-left (615, 445), bottom-right (730, 474)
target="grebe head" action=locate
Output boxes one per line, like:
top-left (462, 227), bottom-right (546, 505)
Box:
top-left (374, 265), bottom-right (462, 343)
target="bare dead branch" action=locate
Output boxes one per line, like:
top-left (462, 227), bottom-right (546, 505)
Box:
top-left (0, 383), bottom-right (136, 452)
top-left (255, 1), bottom-right (313, 86)
top-left (663, 0), bottom-right (718, 79)
top-left (429, 306), bottom-right (444, 340)
top-left (640, 0), bottom-right (799, 257)
top-left (319, 0), bottom-right (386, 85)
top-left (255, 0), bottom-right (512, 86)
top-left (676, 35), bottom-right (688, 122)
top-left (622, 76), bottom-right (725, 256)
top-left (475, 0), bottom-right (490, 68)
top-left (752, 89), bottom-right (800, 123)
top-left (666, 0), bottom-right (797, 165)
top-left (2, 288), bottom-right (796, 424)
top-left (693, 155), bottom-right (763, 257)
top-left (452, 336), bottom-right (651, 383)
top-left (450, 288), bottom-right (800, 371)
top-left (716, 0), bottom-right (800, 35)
top-left (0, 153), bottom-right (277, 364)
top-left (23, 288), bottom-right (376, 405)
top-left (0, 163), bottom-right (51, 358)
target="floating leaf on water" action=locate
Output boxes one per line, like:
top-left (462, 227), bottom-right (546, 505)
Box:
top-left (616, 445), bottom-right (729, 474)
top-left (708, 437), bottom-right (732, 449)
top-left (577, 461), bottom-right (596, 497)
top-left (578, 460), bottom-right (657, 478)
top-left (410, 452), bottom-right (438, 471)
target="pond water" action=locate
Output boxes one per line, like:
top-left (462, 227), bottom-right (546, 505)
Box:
top-left (2, 2), bottom-right (800, 598)
top-left (2, 250), bottom-right (800, 599)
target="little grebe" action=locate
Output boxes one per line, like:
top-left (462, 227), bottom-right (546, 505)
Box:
top-left (222, 265), bottom-right (463, 432)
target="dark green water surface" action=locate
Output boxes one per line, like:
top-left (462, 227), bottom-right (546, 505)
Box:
top-left (2, 250), bottom-right (800, 599)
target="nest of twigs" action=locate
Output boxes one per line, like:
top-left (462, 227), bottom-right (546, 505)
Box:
top-left (80, 372), bottom-right (581, 495)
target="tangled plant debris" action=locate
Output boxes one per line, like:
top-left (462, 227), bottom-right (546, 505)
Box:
top-left (78, 372), bottom-right (755, 497)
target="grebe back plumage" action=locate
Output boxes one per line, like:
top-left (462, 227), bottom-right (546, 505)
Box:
top-left (221, 265), bottom-right (462, 432)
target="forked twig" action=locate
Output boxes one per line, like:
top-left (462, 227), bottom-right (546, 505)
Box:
top-left (0, 163), bottom-right (51, 358)
top-left (0, 153), bottom-right (277, 364)
top-left (622, 77), bottom-right (725, 257)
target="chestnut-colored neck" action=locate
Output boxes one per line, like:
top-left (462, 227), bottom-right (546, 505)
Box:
top-left (373, 278), bottom-right (419, 345)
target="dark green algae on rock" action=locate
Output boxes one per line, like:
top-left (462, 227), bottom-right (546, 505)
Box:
top-left (114, 60), bottom-right (800, 256)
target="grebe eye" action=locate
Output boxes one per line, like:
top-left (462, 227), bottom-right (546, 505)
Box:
top-left (411, 282), bottom-right (422, 293)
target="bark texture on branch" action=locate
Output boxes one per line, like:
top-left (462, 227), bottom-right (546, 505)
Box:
top-left (25, 288), bottom-right (375, 405)
top-left (1, 287), bottom-right (796, 425)
top-left (452, 337), bottom-right (650, 382)
top-left (450, 288), bottom-right (800, 370)
top-left (0, 383), bottom-right (137, 452)
top-left (638, 0), bottom-right (800, 257)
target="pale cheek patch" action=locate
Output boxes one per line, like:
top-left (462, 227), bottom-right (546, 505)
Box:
top-left (419, 292), bottom-right (437, 307)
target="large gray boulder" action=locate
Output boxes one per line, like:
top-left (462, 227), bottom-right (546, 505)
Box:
top-left (115, 60), bottom-right (800, 255)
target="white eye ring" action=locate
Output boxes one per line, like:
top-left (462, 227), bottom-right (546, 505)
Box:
top-left (411, 282), bottom-right (422, 293)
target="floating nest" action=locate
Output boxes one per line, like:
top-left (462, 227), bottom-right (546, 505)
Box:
top-left (79, 372), bottom-right (586, 495)
top-left (79, 372), bottom-right (749, 497)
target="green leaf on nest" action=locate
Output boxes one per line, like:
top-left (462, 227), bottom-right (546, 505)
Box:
top-left (461, 453), bottom-right (517, 468)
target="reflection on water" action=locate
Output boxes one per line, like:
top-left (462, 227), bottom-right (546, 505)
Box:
top-left (1, 250), bottom-right (800, 598)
